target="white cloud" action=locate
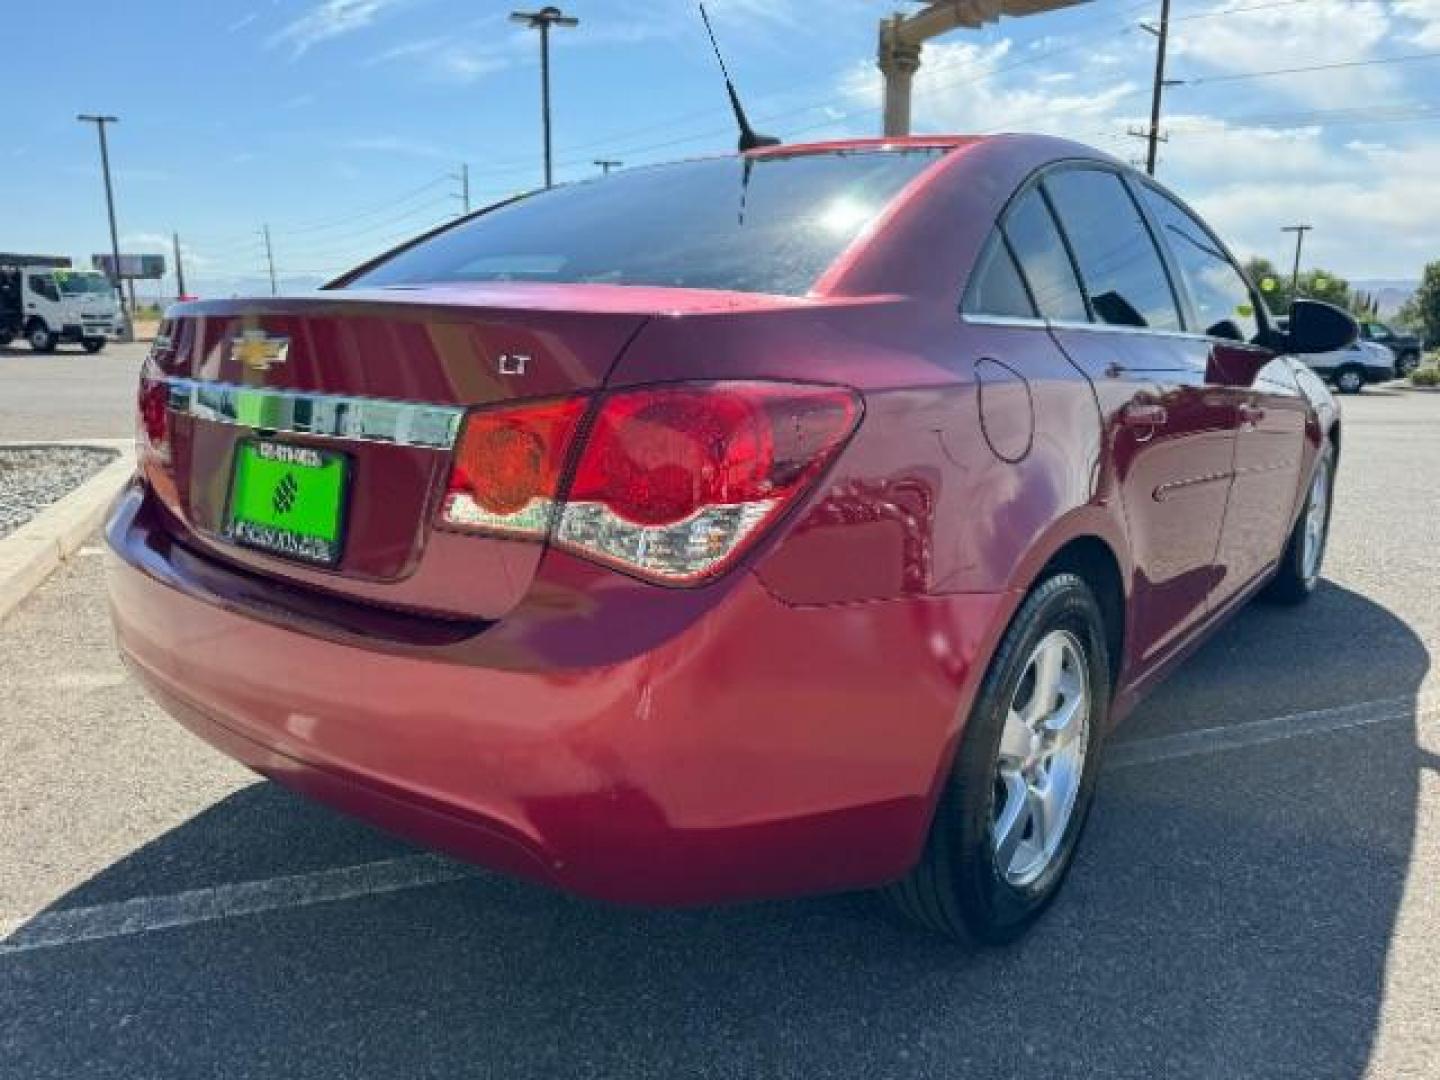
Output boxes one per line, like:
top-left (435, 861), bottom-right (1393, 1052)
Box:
top-left (1168, 0), bottom-right (1395, 106)
top-left (1394, 0), bottom-right (1440, 47)
top-left (839, 39), bottom-right (1142, 139)
top-left (367, 35), bottom-right (509, 84)
top-left (269, 0), bottom-right (407, 59)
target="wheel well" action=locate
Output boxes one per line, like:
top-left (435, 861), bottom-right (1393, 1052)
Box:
top-left (1328, 418), bottom-right (1342, 461)
top-left (1039, 536), bottom-right (1125, 687)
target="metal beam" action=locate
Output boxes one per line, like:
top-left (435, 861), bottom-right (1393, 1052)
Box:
top-left (878, 1), bottom-right (1089, 136)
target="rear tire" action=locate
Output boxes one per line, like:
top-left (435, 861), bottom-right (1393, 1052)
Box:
top-left (1335, 366), bottom-right (1364, 394)
top-left (1397, 351), bottom-right (1420, 378)
top-left (1264, 443), bottom-right (1334, 605)
top-left (82, 337), bottom-right (106, 354)
top-left (884, 573), bottom-right (1110, 943)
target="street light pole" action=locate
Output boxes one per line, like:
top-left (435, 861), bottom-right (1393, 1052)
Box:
top-left (510, 7), bottom-right (579, 189)
top-left (172, 231), bottom-right (187, 301)
top-left (1282, 224), bottom-right (1313, 290)
top-left (76, 113), bottom-right (132, 342)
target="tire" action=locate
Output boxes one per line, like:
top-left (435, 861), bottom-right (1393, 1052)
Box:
top-left (27, 323), bottom-right (57, 353)
top-left (1263, 443), bottom-right (1334, 605)
top-left (82, 337), bottom-right (106, 354)
top-left (885, 573), bottom-right (1111, 943)
top-left (0, 331), bottom-right (13, 347)
top-left (1397, 351), bottom-right (1420, 378)
top-left (1335, 366), bottom-right (1365, 394)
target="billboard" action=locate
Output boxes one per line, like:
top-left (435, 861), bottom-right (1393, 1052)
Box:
top-left (92, 253), bottom-right (166, 280)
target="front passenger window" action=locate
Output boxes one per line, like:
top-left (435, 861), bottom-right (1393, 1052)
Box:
top-left (1137, 184), bottom-right (1261, 344)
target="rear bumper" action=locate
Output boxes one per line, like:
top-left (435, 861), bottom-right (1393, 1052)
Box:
top-left (106, 482), bottom-right (1009, 905)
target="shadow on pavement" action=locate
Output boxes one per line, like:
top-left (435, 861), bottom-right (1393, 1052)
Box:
top-left (1, 582), bottom-right (1428, 1079)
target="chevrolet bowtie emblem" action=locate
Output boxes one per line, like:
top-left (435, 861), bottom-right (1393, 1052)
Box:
top-left (233, 329), bottom-right (290, 372)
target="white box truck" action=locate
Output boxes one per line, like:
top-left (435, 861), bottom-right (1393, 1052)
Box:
top-left (1, 254), bottom-right (126, 353)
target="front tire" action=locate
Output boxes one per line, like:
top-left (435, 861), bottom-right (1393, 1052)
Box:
top-left (82, 337), bottom-right (106, 354)
top-left (885, 573), bottom-right (1110, 943)
top-left (28, 323), bottom-right (57, 353)
top-left (1264, 443), bottom-right (1334, 604)
top-left (1335, 366), bottom-right (1365, 394)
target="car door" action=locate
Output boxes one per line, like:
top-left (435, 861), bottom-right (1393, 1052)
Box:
top-left (1132, 180), bottom-right (1309, 607)
top-left (1002, 171), bottom-right (1238, 668)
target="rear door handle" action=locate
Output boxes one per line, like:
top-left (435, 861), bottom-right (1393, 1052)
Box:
top-left (1121, 402), bottom-right (1168, 428)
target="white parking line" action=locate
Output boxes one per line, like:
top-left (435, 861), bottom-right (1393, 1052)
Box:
top-left (1106, 695), bottom-right (1433, 770)
top-left (0, 855), bottom-right (472, 957)
top-left (2, 693), bottom-right (1435, 957)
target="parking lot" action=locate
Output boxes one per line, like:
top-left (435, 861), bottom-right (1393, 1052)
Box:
top-left (2, 370), bottom-right (1438, 1078)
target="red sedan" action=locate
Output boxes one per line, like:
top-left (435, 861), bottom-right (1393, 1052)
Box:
top-left (107, 135), bottom-right (1354, 942)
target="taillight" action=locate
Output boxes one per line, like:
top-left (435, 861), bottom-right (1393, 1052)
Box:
top-left (137, 369), bottom-right (170, 461)
top-left (439, 382), bottom-right (859, 584)
top-left (439, 397), bottom-right (587, 537)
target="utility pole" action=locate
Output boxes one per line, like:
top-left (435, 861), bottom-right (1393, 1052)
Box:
top-left (451, 163), bottom-right (471, 214)
top-left (594, 158), bottom-right (622, 175)
top-left (510, 6), bottom-right (579, 189)
top-left (1282, 224), bottom-right (1312, 290)
top-left (261, 224), bottom-right (277, 296)
top-left (76, 113), bottom-right (133, 341)
top-left (172, 231), bottom-right (187, 300)
top-left (1141, 0), bottom-right (1172, 176)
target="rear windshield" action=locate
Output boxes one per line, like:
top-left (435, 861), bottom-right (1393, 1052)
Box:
top-left (343, 149), bottom-right (945, 297)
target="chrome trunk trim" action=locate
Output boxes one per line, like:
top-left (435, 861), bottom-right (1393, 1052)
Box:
top-left (162, 378), bottom-right (464, 450)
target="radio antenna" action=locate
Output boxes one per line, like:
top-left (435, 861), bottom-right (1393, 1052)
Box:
top-left (698, 4), bottom-right (780, 153)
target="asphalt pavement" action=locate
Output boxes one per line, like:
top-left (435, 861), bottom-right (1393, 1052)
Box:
top-left (0, 339), bottom-right (148, 441)
top-left (1, 384), bottom-right (1438, 1079)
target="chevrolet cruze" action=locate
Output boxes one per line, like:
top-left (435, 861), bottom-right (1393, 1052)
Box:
top-left (107, 135), bottom-right (1355, 942)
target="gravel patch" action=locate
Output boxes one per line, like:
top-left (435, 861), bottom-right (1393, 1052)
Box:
top-left (0, 446), bottom-right (120, 539)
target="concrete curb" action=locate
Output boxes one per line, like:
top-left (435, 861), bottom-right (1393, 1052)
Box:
top-left (0, 442), bottom-right (136, 623)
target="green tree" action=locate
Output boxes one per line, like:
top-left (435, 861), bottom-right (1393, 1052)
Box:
top-left (1397, 261), bottom-right (1440, 346)
top-left (1243, 256), bottom-right (1292, 314)
top-left (1294, 269), bottom-right (1351, 309)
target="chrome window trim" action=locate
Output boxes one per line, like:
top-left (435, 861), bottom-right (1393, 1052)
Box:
top-left (961, 311), bottom-right (1274, 351)
top-left (161, 378), bottom-right (464, 450)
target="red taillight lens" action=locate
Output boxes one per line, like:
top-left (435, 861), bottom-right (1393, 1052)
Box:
top-left (440, 397), bottom-right (587, 537)
top-left (438, 382), bottom-right (860, 584)
top-left (557, 382), bottom-right (859, 583)
top-left (137, 372), bottom-right (170, 458)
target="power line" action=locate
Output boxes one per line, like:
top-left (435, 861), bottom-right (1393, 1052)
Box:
top-left (1178, 49), bottom-right (1440, 86)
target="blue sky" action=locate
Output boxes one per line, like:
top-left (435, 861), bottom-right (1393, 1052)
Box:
top-left (6, 0), bottom-right (1439, 298)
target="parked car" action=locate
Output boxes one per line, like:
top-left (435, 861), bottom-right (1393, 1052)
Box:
top-left (1303, 338), bottom-right (1397, 393)
top-left (107, 135), bottom-right (1354, 943)
top-left (1360, 320), bottom-right (1422, 376)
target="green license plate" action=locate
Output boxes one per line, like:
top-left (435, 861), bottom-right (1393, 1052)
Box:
top-left (226, 439), bottom-right (349, 566)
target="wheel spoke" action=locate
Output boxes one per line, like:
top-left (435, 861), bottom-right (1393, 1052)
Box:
top-left (1027, 772), bottom-right (1063, 854)
top-left (998, 709), bottom-right (1032, 765)
top-left (1022, 639), bottom-right (1064, 723)
top-left (992, 770), bottom-right (1031, 874)
top-left (1043, 689), bottom-right (1084, 746)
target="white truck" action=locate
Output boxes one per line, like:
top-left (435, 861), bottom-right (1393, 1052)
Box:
top-left (1, 255), bottom-right (126, 353)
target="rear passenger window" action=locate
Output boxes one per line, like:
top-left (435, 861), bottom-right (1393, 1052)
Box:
top-left (1043, 169), bottom-right (1181, 331)
top-left (963, 234), bottom-right (1035, 319)
top-left (1001, 189), bottom-right (1088, 322)
top-left (1137, 184), bottom-right (1261, 343)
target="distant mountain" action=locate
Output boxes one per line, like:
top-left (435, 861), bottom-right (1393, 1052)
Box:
top-left (1350, 280), bottom-right (1418, 317)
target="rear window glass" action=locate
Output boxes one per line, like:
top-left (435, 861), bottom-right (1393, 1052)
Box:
top-left (344, 150), bottom-right (945, 297)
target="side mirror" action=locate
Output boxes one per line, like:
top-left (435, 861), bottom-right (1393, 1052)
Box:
top-left (1286, 299), bottom-right (1359, 355)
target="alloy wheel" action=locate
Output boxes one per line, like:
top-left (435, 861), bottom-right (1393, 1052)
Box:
top-left (991, 628), bottom-right (1091, 887)
top-left (1301, 457), bottom-right (1331, 584)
